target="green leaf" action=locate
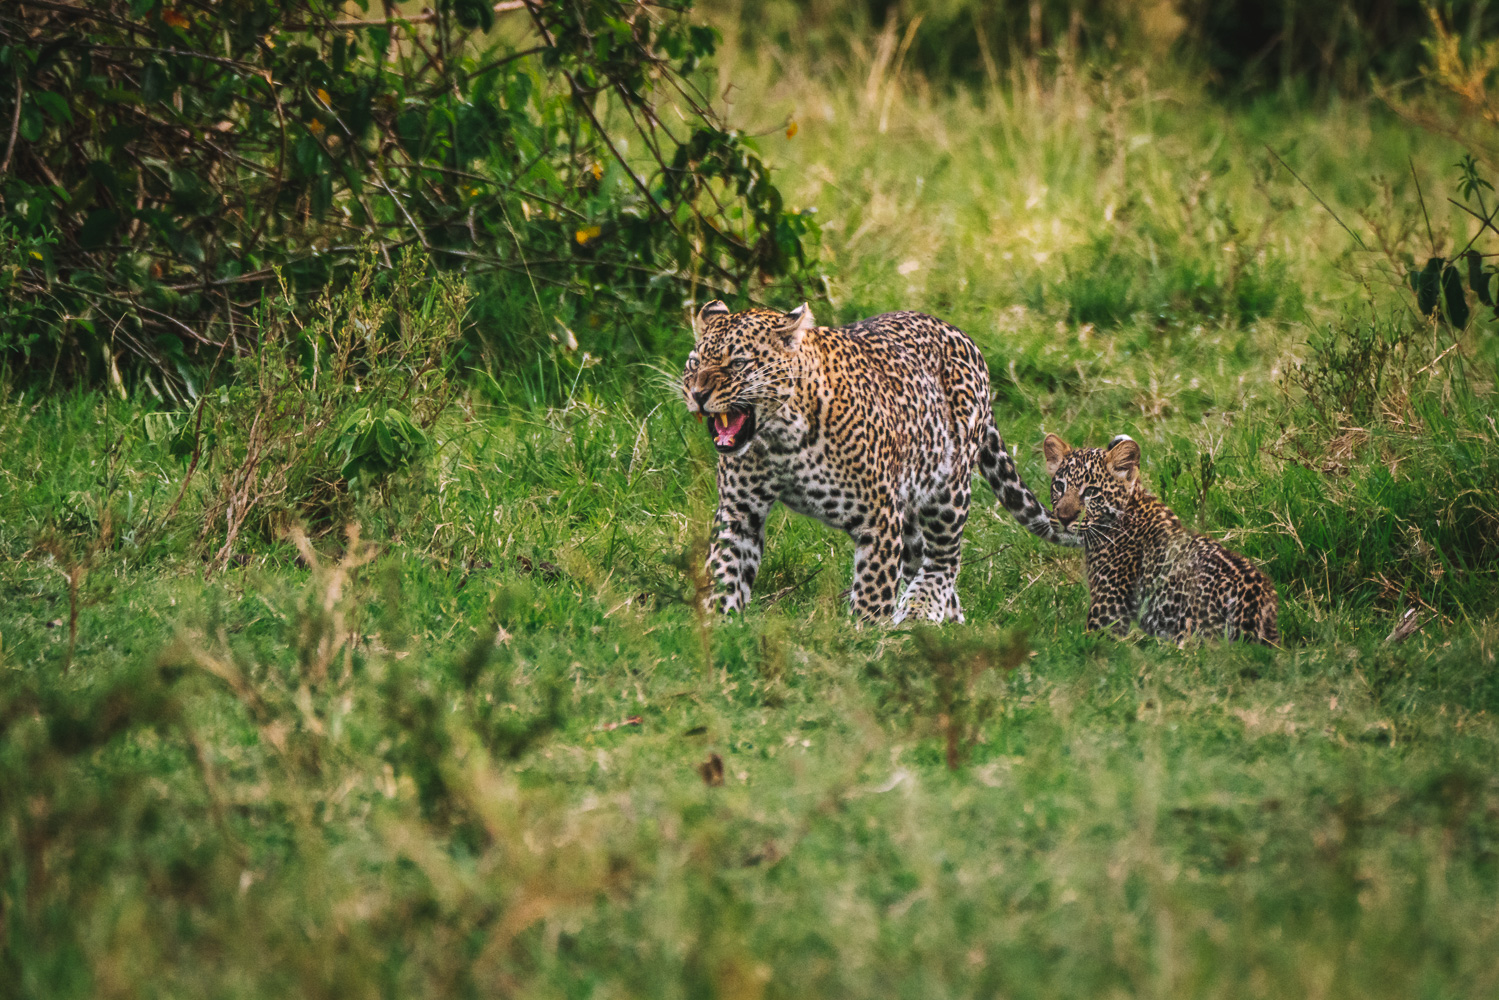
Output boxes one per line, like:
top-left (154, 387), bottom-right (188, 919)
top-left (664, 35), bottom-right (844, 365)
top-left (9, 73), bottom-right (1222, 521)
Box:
top-left (18, 105), bottom-right (43, 142)
top-left (32, 90), bottom-right (73, 125)
top-left (141, 62), bottom-right (168, 103)
top-left (396, 109), bottom-right (426, 156)
top-left (375, 419), bottom-right (396, 459)
top-left (79, 209), bottom-right (124, 249)
top-left (1440, 263), bottom-right (1470, 329)
top-left (1410, 257), bottom-right (1442, 317)
top-left (1466, 250), bottom-right (1495, 308)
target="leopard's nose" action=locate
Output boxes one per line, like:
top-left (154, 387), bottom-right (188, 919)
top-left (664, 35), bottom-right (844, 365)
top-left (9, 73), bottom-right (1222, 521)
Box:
top-left (691, 389), bottom-right (711, 410)
top-left (1057, 511), bottom-right (1077, 529)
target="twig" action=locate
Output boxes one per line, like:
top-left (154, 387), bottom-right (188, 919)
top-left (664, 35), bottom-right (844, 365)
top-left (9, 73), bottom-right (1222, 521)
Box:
top-left (1266, 145), bottom-right (1368, 250)
top-left (758, 565), bottom-right (827, 608)
top-left (964, 542), bottom-right (1015, 567)
top-left (1384, 607), bottom-right (1423, 644)
top-left (1410, 156), bottom-right (1436, 254)
top-left (1, 70), bottom-right (20, 175)
top-left (1414, 341), bottom-right (1460, 376)
top-left (1449, 197), bottom-right (1499, 246)
top-left (89, 44), bottom-right (266, 74)
top-left (330, 2), bottom-right (525, 30)
top-left (12, 0), bottom-right (138, 30)
top-left (521, 2), bottom-right (671, 228)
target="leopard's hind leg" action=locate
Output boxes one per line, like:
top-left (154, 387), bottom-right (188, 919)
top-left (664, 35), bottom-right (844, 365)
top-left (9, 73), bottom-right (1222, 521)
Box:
top-left (900, 507), bottom-right (926, 589)
top-left (893, 479), bottom-right (971, 624)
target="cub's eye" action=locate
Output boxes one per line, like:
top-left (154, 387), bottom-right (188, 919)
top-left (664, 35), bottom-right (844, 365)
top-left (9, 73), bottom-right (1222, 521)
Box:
top-left (727, 358), bottom-right (751, 371)
top-left (1081, 486), bottom-right (1098, 500)
top-left (1052, 479), bottom-right (1063, 494)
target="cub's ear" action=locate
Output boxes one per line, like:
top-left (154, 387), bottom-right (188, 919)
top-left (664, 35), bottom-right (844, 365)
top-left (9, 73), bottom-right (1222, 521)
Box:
top-left (1042, 433), bottom-right (1072, 476)
top-left (693, 299), bottom-right (730, 341)
top-left (1105, 435), bottom-right (1141, 485)
top-left (780, 302), bottom-right (816, 350)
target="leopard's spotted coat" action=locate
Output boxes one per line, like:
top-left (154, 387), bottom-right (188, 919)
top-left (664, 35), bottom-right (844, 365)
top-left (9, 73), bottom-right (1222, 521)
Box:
top-left (682, 301), bottom-right (1067, 622)
top-left (1044, 433), bottom-right (1279, 644)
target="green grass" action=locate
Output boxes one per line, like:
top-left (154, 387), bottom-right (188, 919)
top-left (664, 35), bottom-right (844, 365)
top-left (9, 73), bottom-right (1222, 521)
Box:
top-left (4, 44), bottom-right (1499, 999)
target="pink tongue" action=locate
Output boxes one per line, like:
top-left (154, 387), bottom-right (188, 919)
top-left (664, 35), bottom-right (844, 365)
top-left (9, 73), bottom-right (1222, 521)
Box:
top-left (714, 412), bottom-right (748, 446)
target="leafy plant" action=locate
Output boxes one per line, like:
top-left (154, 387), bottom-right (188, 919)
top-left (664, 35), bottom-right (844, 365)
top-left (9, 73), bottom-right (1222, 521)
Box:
top-left (336, 406), bottom-right (430, 494)
top-left (867, 625), bottom-right (1028, 771)
top-left (1393, 153), bottom-right (1499, 329)
top-left (192, 249), bottom-right (466, 567)
top-left (1289, 311), bottom-right (1429, 426)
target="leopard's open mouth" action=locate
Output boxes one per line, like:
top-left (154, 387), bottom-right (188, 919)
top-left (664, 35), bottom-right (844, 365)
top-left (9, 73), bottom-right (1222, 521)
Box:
top-left (706, 406), bottom-right (756, 453)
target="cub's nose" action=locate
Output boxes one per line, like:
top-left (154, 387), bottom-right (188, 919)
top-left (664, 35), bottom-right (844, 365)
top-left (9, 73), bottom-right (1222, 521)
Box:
top-left (1056, 511), bottom-right (1077, 529)
top-left (691, 389), bottom-right (711, 410)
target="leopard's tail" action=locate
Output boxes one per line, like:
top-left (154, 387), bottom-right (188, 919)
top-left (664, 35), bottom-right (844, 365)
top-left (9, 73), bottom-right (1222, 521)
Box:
top-left (978, 423), bottom-right (1078, 547)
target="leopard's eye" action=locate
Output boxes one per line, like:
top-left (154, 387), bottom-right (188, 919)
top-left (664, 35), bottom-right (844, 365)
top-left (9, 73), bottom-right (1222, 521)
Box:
top-left (1052, 479), bottom-right (1063, 494)
top-left (727, 358), bottom-right (751, 372)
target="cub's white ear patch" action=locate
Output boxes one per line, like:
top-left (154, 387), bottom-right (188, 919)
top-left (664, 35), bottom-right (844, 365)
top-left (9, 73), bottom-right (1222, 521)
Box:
top-left (701, 300), bottom-right (730, 315)
top-left (1104, 436), bottom-right (1141, 485)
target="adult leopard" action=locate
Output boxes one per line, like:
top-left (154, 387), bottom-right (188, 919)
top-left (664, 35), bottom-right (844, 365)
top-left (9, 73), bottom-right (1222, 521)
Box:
top-left (681, 300), bottom-right (1069, 623)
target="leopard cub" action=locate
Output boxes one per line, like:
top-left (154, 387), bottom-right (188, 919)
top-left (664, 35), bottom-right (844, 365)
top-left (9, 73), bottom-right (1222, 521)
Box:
top-left (1043, 433), bottom-right (1278, 645)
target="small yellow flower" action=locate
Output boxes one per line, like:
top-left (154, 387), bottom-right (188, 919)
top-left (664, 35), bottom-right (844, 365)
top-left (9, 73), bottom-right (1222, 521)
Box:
top-left (589, 162), bottom-right (603, 180)
top-left (162, 9), bottom-right (189, 29)
top-left (30, 250), bottom-right (43, 260)
top-left (307, 119), bottom-right (325, 135)
top-left (316, 88), bottom-right (331, 105)
top-left (785, 119), bottom-right (798, 138)
top-left (575, 225), bottom-right (602, 245)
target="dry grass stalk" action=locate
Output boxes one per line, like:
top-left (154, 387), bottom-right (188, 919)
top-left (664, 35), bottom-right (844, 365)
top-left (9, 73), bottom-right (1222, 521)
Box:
top-left (1385, 607), bottom-right (1424, 644)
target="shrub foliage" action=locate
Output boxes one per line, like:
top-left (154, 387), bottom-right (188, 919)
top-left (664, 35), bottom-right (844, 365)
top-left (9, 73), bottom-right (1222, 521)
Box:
top-left (0, 0), bottom-right (816, 386)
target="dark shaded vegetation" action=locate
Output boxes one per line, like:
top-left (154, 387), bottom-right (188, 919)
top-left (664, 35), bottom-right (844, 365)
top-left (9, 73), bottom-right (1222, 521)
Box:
top-left (723, 0), bottom-right (1499, 96)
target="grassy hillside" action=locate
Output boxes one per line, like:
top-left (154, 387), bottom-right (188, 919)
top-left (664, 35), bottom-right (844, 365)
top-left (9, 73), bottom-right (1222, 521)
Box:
top-left (3, 40), bottom-right (1498, 1000)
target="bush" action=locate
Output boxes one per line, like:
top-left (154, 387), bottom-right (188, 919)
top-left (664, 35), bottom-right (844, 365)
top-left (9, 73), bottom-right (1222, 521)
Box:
top-left (1263, 307), bottom-right (1499, 619)
top-left (0, 0), bottom-right (817, 387)
top-left (175, 250), bottom-right (468, 567)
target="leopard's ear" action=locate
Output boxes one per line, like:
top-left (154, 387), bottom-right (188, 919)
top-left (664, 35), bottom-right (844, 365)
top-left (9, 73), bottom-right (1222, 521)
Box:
top-left (1042, 433), bottom-right (1072, 476)
top-left (780, 302), bottom-right (815, 350)
top-left (693, 300), bottom-right (729, 341)
top-left (1105, 435), bottom-right (1141, 486)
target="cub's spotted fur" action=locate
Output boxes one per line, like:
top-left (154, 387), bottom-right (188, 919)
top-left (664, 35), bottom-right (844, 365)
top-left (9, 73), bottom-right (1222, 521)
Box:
top-left (1044, 433), bottom-right (1278, 644)
top-left (682, 301), bottom-right (1066, 622)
